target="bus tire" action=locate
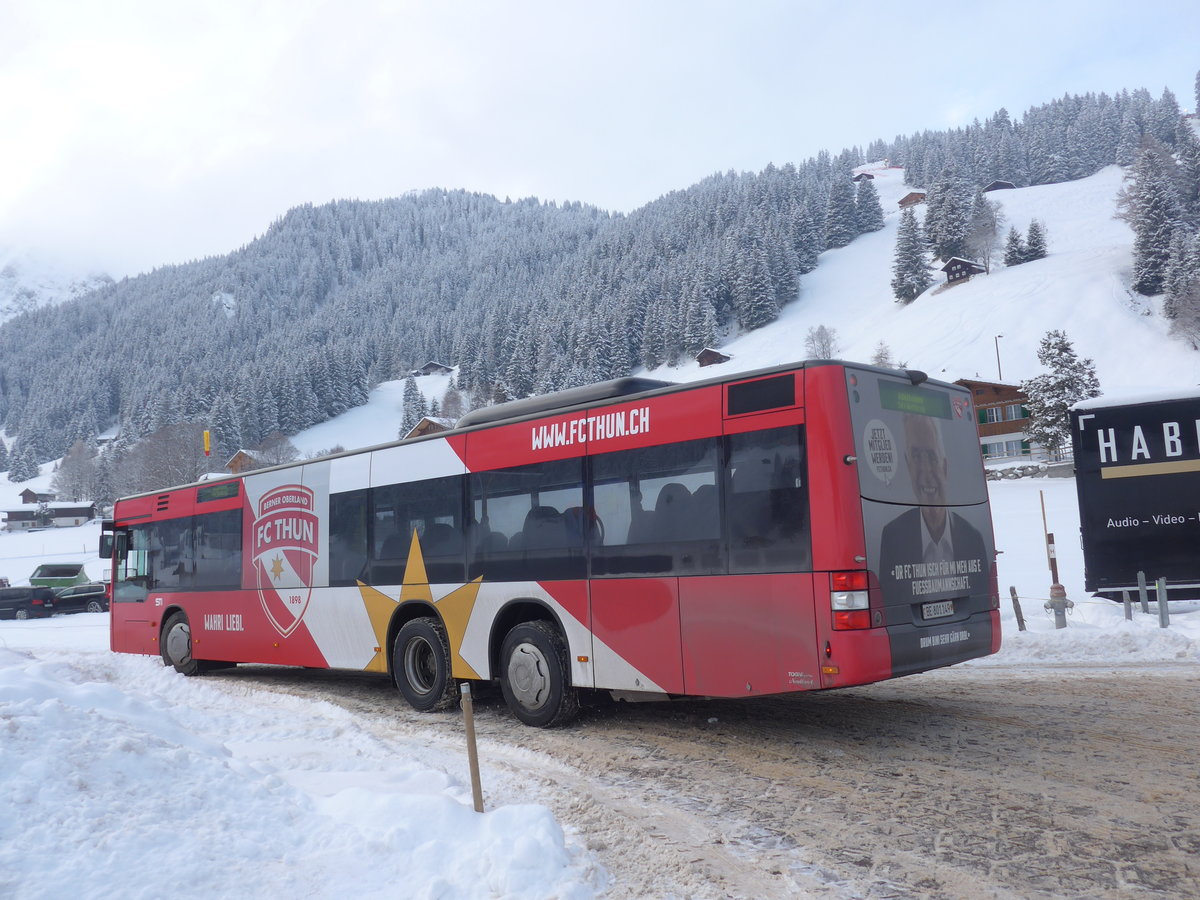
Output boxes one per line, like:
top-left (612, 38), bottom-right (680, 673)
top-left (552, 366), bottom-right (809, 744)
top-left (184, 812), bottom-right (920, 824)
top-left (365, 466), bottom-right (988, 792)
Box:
top-left (161, 611), bottom-right (200, 676)
top-left (393, 617), bottom-right (458, 712)
top-left (500, 620), bottom-right (579, 728)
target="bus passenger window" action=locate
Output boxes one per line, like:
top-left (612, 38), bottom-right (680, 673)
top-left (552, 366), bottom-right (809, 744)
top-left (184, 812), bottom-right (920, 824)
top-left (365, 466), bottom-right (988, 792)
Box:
top-left (468, 460), bottom-right (584, 582)
top-left (329, 489), bottom-right (369, 587)
top-left (369, 476), bottom-right (465, 585)
top-left (725, 427), bottom-right (810, 573)
top-left (591, 437), bottom-right (723, 576)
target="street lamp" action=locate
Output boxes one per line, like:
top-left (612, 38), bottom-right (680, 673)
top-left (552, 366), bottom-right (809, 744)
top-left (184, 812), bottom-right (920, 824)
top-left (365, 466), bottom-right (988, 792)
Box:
top-left (994, 334), bottom-right (1004, 382)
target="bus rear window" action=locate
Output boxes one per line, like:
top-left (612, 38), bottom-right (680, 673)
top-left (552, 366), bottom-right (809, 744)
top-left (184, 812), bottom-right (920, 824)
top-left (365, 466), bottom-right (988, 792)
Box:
top-left (849, 371), bottom-right (986, 507)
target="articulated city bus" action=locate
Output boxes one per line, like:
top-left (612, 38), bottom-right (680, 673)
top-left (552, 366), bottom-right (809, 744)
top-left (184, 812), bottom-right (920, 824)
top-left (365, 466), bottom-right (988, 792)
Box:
top-left (102, 360), bottom-right (999, 726)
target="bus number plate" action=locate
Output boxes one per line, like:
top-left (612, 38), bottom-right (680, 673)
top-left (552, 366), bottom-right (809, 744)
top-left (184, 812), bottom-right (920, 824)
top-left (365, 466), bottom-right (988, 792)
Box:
top-left (921, 600), bottom-right (954, 620)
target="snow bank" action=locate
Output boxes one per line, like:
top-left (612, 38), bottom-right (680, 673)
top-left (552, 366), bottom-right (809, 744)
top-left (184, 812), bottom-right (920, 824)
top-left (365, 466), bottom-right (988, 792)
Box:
top-left (0, 631), bottom-right (599, 900)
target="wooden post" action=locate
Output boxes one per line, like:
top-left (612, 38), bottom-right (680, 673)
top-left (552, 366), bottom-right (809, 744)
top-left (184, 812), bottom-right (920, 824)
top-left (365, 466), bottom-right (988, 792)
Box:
top-left (461, 683), bottom-right (484, 813)
top-left (1122, 590), bottom-right (1132, 621)
top-left (1009, 586), bottom-right (1026, 632)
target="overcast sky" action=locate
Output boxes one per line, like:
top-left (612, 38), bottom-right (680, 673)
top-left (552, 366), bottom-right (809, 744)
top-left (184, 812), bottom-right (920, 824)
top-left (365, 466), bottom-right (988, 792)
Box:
top-left (2, 0), bottom-right (1197, 278)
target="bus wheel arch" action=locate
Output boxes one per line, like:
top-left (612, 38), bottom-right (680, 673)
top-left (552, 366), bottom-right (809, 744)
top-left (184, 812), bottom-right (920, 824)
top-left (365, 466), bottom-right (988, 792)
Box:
top-left (499, 618), bottom-right (579, 728)
top-left (161, 609), bottom-right (200, 676)
top-left (390, 611), bottom-right (458, 712)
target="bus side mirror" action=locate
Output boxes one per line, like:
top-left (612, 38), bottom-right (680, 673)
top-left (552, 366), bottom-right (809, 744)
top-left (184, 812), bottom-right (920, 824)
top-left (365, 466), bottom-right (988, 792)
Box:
top-left (100, 532), bottom-right (129, 561)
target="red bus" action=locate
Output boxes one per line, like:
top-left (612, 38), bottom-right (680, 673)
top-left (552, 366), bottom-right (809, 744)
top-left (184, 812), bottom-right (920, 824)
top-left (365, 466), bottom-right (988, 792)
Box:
top-left (101, 361), bottom-right (1000, 726)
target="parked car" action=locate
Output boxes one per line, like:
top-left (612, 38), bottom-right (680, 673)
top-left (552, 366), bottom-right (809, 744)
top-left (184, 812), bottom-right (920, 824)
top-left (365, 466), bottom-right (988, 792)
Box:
top-left (0, 586), bottom-right (56, 619)
top-left (29, 563), bottom-right (89, 588)
top-left (53, 582), bottom-right (110, 614)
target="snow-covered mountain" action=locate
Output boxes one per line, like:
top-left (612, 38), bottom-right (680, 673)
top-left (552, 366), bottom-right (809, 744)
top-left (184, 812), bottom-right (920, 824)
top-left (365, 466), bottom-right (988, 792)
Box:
top-left (0, 248), bottom-right (112, 325)
top-left (642, 163), bottom-right (1199, 396)
top-left (284, 163), bottom-right (1198, 458)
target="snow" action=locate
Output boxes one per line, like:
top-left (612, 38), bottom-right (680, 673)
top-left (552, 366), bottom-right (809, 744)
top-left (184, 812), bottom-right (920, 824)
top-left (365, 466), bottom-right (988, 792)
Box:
top-left (3, 165), bottom-right (1200, 897)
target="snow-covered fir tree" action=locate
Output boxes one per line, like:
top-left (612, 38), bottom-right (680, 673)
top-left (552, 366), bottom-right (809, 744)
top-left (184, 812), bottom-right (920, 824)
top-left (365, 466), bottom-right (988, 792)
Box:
top-left (891, 208), bottom-right (931, 303)
top-left (869, 341), bottom-right (896, 368)
top-left (1123, 143), bottom-right (1185, 295)
top-left (823, 176), bottom-right (859, 249)
top-left (855, 178), bottom-right (885, 234)
top-left (1020, 330), bottom-right (1100, 458)
top-left (1024, 219), bottom-right (1048, 261)
top-left (6, 440), bottom-right (41, 482)
top-left (1003, 226), bottom-right (1026, 267)
top-left (398, 375), bottom-right (428, 437)
top-left (922, 165), bottom-right (971, 261)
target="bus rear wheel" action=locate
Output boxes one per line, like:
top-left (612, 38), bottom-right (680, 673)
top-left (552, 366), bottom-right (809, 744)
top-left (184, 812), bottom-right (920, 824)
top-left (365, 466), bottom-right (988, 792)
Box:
top-left (161, 611), bottom-right (200, 676)
top-left (393, 617), bottom-right (458, 712)
top-left (500, 620), bottom-right (579, 728)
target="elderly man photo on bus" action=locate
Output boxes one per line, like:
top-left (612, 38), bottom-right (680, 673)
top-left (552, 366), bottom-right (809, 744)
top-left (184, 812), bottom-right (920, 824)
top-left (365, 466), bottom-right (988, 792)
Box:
top-left (878, 412), bottom-right (987, 602)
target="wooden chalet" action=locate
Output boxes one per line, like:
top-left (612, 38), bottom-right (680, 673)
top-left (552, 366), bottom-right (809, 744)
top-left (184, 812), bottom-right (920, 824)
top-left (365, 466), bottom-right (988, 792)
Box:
top-left (410, 362), bottom-right (454, 377)
top-left (898, 191), bottom-right (926, 209)
top-left (954, 378), bottom-right (1034, 461)
top-left (983, 180), bottom-right (1016, 192)
top-left (940, 257), bottom-right (986, 286)
top-left (402, 416), bottom-right (457, 440)
top-left (19, 489), bottom-right (56, 504)
top-left (225, 449), bottom-right (259, 475)
top-left (695, 348), bottom-right (731, 368)
top-left (851, 172), bottom-right (875, 182)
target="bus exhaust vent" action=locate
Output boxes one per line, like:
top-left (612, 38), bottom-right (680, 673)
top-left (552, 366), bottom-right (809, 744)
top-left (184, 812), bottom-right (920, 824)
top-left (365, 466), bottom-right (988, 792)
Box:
top-left (156, 494), bottom-right (170, 512)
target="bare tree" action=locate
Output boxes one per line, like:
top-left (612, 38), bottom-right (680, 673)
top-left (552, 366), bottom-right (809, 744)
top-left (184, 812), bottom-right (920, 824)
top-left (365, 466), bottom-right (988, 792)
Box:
top-left (804, 325), bottom-right (840, 359)
top-left (50, 440), bottom-right (98, 501)
top-left (967, 192), bottom-right (1005, 272)
top-left (252, 431), bottom-right (300, 469)
top-left (115, 423), bottom-right (212, 495)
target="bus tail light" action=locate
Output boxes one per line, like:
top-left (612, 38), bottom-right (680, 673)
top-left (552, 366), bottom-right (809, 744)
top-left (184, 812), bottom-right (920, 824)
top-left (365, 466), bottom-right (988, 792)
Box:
top-left (831, 571), bottom-right (870, 630)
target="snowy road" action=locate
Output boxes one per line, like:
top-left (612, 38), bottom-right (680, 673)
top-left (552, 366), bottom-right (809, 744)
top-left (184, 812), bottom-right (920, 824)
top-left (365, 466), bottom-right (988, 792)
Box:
top-left (213, 662), bottom-right (1200, 900)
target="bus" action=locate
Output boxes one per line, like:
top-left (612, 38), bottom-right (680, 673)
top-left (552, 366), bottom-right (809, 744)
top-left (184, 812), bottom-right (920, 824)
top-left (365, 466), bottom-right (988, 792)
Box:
top-left (101, 360), bottom-right (999, 726)
top-left (1071, 390), bottom-right (1200, 601)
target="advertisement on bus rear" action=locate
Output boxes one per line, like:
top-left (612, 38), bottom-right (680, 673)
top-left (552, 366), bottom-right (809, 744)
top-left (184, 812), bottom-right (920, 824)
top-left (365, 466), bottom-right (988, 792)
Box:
top-left (847, 369), bottom-right (995, 667)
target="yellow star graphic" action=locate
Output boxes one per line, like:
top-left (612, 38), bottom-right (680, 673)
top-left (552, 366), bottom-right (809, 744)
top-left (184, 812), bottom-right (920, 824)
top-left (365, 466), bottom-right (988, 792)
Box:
top-left (357, 529), bottom-right (482, 678)
top-left (270, 555), bottom-right (285, 581)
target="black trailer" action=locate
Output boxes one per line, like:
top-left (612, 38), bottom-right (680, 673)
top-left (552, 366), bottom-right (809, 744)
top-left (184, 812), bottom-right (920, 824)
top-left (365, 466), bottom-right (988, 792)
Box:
top-left (1071, 392), bottom-right (1200, 600)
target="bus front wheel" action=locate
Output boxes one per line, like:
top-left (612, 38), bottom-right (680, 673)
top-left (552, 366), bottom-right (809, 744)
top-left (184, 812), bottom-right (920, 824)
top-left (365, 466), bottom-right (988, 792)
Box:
top-left (393, 617), bottom-right (458, 712)
top-left (500, 620), bottom-right (579, 728)
top-left (161, 612), bottom-right (200, 676)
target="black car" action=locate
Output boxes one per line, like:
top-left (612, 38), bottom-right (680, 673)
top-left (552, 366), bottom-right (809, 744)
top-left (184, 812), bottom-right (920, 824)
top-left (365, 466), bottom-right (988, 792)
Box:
top-left (0, 586), bottom-right (56, 619)
top-left (52, 582), bottom-right (110, 614)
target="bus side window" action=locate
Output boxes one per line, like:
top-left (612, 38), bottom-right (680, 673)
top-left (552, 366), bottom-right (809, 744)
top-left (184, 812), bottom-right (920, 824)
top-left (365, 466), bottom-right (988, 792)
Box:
top-left (592, 437), bottom-right (722, 576)
top-left (368, 476), bottom-right (465, 585)
top-left (329, 489), bottom-right (370, 587)
top-left (468, 460), bottom-right (584, 582)
top-left (725, 426), bottom-right (810, 573)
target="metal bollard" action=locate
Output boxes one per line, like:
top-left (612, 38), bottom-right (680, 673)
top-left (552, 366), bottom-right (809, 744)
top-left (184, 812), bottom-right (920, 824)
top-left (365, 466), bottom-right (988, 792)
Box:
top-left (1044, 583), bottom-right (1073, 629)
top-left (1156, 577), bottom-right (1170, 629)
top-left (1137, 571), bottom-right (1151, 614)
